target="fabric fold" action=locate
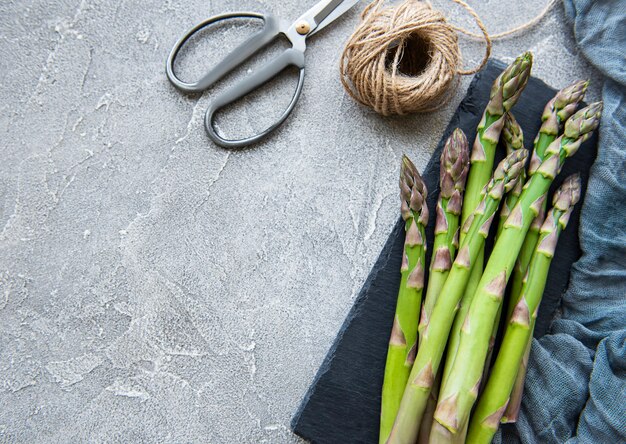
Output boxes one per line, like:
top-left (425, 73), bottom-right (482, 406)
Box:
top-left (497, 1), bottom-right (626, 442)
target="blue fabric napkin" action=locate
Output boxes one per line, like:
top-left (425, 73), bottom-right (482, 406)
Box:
top-left (497, 1), bottom-right (626, 442)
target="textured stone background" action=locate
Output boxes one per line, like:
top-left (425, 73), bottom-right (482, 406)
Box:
top-left (0, 0), bottom-right (601, 442)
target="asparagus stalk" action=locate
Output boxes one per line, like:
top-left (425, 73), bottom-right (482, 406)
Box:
top-left (467, 175), bottom-right (582, 444)
top-left (529, 80), bottom-right (589, 171)
top-left (508, 80), bottom-right (589, 319)
top-left (478, 113), bottom-right (526, 395)
top-left (500, 325), bottom-right (532, 424)
top-left (497, 113), bottom-right (526, 235)
top-left (419, 129), bottom-right (470, 345)
top-left (387, 149), bottom-right (528, 444)
top-left (380, 155), bottom-right (429, 443)
top-left (428, 412), bottom-right (466, 444)
top-left (417, 371), bottom-right (442, 444)
top-left (498, 209), bottom-right (546, 425)
top-left (502, 80), bottom-right (589, 423)
top-left (463, 52), bottom-right (533, 229)
top-left (442, 53), bottom-right (533, 390)
top-left (433, 102), bottom-right (602, 439)
top-left (417, 129), bottom-right (469, 443)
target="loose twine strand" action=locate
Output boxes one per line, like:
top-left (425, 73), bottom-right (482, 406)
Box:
top-left (340, 0), bottom-right (558, 115)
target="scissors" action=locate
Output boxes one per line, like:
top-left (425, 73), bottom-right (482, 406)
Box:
top-left (166, 0), bottom-right (360, 148)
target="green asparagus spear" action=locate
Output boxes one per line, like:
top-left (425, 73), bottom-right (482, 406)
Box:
top-left (419, 129), bottom-right (470, 345)
top-left (502, 80), bottom-right (589, 423)
top-left (428, 412), bottom-right (466, 444)
top-left (500, 328), bottom-right (532, 424)
top-left (529, 80), bottom-right (589, 171)
top-left (432, 114), bottom-right (527, 444)
top-left (480, 113), bottom-right (527, 390)
top-left (387, 149), bottom-right (528, 444)
top-left (443, 53), bottom-right (533, 391)
top-left (467, 174), bottom-right (582, 444)
top-left (433, 102), bottom-right (602, 439)
top-left (460, 114), bottom-right (527, 420)
top-left (417, 129), bottom-right (469, 443)
top-left (380, 155), bottom-right (429, 443)
top-left (497, 113), bottom-right (526, 235)
top-left (498, 211), bottom-right (545, 424)
top-left (417, 372), bottom-right (442, 444)
top-left (463, 52), bottom-right (533, 229)
top-left (508, 80), bottom-right (589, 319)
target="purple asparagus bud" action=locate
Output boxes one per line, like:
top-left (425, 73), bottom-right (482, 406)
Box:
top-left (439, 129), bottom-right (470, 218)
top-left (486, 52), bottom-right (533, 117)
top-left (486, 148), bottom-right (529, 201)
top-left (536, 174), bottom-right (581, 257)
top-left (401, 155), bottom-right (429, 225)
top-left (540, 80), bottom-right (589, 136)
top-left (502, 113), bottom-right (524, 155)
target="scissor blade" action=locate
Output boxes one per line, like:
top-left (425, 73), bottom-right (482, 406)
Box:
top-left (311, 0), bottom-right (360, 35)
top-left (296, 0), bottom-right (360, 37)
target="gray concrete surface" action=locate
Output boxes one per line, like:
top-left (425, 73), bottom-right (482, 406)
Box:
top-left (0, 0), bottom-right (601, 442)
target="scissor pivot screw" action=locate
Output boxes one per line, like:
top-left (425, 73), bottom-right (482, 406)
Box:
top-left (296, 21), bottom-right (311, 35)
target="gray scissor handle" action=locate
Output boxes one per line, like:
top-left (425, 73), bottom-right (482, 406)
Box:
top-left (166, 12), bottom-right (282, 93)
top-left (166, 12), bottom-right (307, 148)
top-left (205, 50), bottom-right (305, 148)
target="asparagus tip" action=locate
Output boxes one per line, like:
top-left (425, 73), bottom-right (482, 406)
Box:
top-left (440, 128), bottom-right (470, 198)
top-left (537, 174), bottom-right (582, 254)
top-left (501, 52), bottom-right (533, 110)
top-left (502, 148), bottom-right (528, 192)
top-left (541, 79), bottom-right (590, 135)
top-left (555, 79), bottom-right (589, 110)
top-left (553, 174), bottom-right (582, 212)
top-left (486, 52), bottom-right (533, 116)
top-left (503, 113), bottom-right (524, 153)
top-left (400, 155), bottom-right (428, 222)
top-left (564, 101), bottom-right (603, 139)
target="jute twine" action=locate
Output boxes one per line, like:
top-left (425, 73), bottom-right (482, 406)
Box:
top-left (340, 0), bottom-right (557, 116)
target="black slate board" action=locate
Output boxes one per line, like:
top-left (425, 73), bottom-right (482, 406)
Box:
top-left (292, 59), bottom-right (598, 444)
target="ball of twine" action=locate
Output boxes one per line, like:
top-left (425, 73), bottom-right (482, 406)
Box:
top-left (340, 0), bottom-right (557, 116)
top-left (340, 0), bottom-right (491, 116)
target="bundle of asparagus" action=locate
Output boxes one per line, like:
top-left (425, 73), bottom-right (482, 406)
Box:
top-left (380, 53), bottom-right (602, 444)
